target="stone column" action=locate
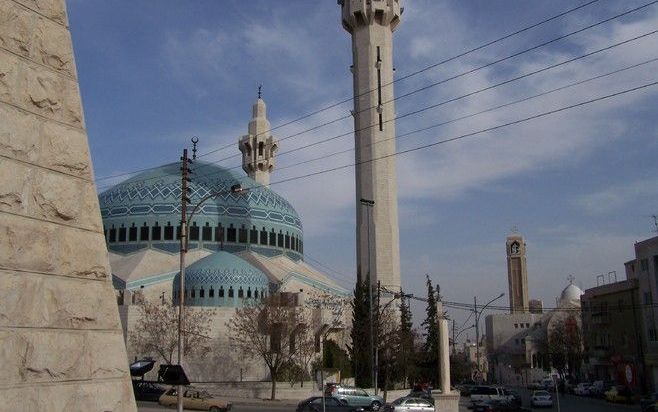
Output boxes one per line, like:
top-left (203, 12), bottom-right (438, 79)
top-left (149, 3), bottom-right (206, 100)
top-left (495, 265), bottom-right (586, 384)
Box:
top-left (0, 0), bottom-right (136, 410)
top-left (434, 317), bottom-right (459, 412)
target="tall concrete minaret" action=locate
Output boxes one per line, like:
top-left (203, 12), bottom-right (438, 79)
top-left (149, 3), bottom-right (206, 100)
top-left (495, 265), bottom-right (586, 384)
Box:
top-left (239, 89), bottom-right (278, 186)
top-left (339, 0), bottom-right (402, 293)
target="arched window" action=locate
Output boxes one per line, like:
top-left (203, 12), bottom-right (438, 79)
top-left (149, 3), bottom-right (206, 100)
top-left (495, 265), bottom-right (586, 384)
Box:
top-left (238, 287), bottom-right (244, 298)
top-left (258, 141), bottom-right (264, 156)
top-left (199, 288), bottom-right (205, 298)
top-left (227, 225), bottom-right (236, 242)
top-left (285, 232), bottom-right (290, 249)
top-left (215, 224), bottom-right (223, 243)
top-left (209, 287), bottom-right (214, 298)
top-left (109, 225), bottom-right (117, 243)
top-left (260, 227), bottom-right (268, 244)
top-left (269, 229), bottom-right (276, 246)
top-left (247, 287), bottom-right (252, 298)
top-left (254, 289), bottom-right (259, 299)
top-left (191, 289), bottom-right (196, 298)
top-left (250, 226), bottom-right (258, 244)
top-left (164, 222), bottom-right (174, 240)
top-left (228, 287), bottom-right (234, 298)
top-left (219, 287), bottom-right (225, 298)
top-left (202, 222), bottom-right (212, 241)
top-left (152, 222), bottom-right (161, 240)
top-left (238, 225), bottom-right (248, 243)
top-left (277, 231), bottom-right (284, 247)
top-left (118, 224), bottom-right (127, 242)
top-left (129, 223), bottom-right (137, 241)
top-left (189, 222), bottom-right (199, 241)
top-left (140, 222), bottom-right (149, 241)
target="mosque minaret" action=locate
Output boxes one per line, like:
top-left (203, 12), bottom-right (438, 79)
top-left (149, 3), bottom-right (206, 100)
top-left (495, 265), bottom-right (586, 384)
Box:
top-left (239, 90), bottom-right (278, 187)
top-left (339, 0), bottom-right (402, 293)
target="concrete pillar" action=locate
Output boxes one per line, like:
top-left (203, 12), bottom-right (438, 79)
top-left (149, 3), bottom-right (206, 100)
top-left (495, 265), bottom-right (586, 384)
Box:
top-left (438, 318), bottom-right (451, 394)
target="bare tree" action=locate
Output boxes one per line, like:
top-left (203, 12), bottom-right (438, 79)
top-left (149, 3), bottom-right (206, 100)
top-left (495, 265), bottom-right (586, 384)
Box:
top-left (293, 326), bottom-right (317, 387)
top-left (130, 298), bottom-right (213, 364)
top-left (227, 296), bottom-right (307, 400)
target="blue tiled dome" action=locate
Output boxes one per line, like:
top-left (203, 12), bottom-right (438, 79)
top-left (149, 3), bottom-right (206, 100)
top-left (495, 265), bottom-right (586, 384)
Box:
top-left (99, 162), bottom-right (303, 259)
top-left (173, 251), bottom-right (271, 307)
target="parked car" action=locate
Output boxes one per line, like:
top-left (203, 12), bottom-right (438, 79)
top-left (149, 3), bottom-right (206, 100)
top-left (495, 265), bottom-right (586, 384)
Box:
top-left (470, 386), bottom-right (514, 405)
top-left (159, 388), bottom-right (231, 411)
top-left (473, 399), bottom-right (531, 412)
top-left (503, 389), bottom-right (521, 406)
top-left (530, 390), bottom-right (553, 408)
top-left (132, 380), bottom-right (166, 402)
top-left (604, 385), bottom-right (633, 403)
top-left (325, 385), bottom-right (385, 411)
top-left (641, 393), bottom-right (658, 412)
top-left (296, 396), bottom-right (364, 412)
top-left (573, 383), bottom-right (591, 396)
top-left (407, 390), bottom-right (434, 405)
top-left (382, 397), bottom-right (434, 412)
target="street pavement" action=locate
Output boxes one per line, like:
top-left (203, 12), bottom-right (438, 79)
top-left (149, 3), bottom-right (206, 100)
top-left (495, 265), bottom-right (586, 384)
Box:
top-left (459, 388), bottom-right (642, 412)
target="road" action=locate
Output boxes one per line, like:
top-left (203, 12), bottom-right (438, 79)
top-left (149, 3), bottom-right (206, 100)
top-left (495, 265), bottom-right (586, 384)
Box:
top-left (459, 389), bottom-right (641, 412)
top-left (137, 401), bottom-right (294, 412)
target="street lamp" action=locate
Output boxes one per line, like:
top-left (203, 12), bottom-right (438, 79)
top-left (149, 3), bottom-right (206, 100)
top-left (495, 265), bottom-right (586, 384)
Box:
top-left (176, 179), bottom-right (245, 412)
top-left (474, 292), bottom-right (504, 383)
top-left (359, 198), bottom-right (375, 390)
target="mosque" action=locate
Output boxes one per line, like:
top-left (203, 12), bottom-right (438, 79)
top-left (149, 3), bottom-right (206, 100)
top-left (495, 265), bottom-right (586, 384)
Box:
top-left (100, 96), bottom-right (350, 381)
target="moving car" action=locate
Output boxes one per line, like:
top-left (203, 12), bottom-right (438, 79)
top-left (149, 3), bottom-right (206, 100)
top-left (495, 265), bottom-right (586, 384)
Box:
top-left (325, 385), bottom-right (385, 411)
top-left (470, 386), bottom-right (514, 405)
top-left (530, 390), bottom-right (553, 408)
top-left (296, 396), bottom-right (364, 412)
top-left (604, 385), bottom-right (633, 403)
top-left (131, 380), bottom-right (166, 402)
top-left (407, 390), bottom-right (434, 405)
top-left (383, 397), bottom-right (434, 412)
top-left (159, 388), bottom-right (231, 411)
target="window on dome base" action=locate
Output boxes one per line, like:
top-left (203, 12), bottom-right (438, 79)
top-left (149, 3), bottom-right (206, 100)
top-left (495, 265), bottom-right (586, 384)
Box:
top-left (191, 289), bottom-right (195, 298)
top-left (202, 223), bottom-right (212, 241)
top-left (239, 225), bottom-right (248, 243)
top-left (109, 226), bottom-right (117, 243)
top-left (152, 222), bottom-right (162, 240)
top-left (255, 289), bottom-right (259, 299)
top-left (250, 226), bottom-right (258, 244)
top-left (269, 230), bottom-right (276, 246)
top-left (285, 233), bottom-right (290, 249)
top-left (228, 287), bottom-right (234, 298)
top-left (164, 222), bottom-right (173, 240)
top-left (190, 223), bottom-right (199, 241)
top-left (199, 288), bottom-right (204, 298)
top-left (215, 225), bottom-right (224, 243)
top-left (129, 224), bottom-right (137, 241)
top-left (227, 225), bottom-right (236, 242)
top-left (176, 225), bottom-right (181, 240)
top-left (209, 287), bottom-right (214, 298)
top-left (238, 287), bottom-right (244, 298)
top-left (118, 225), bottom-right (127, 242)
top-left (219, 287), bottom-right (225, 298)
top-left (260, 228), bottom-right (267, 245)
top-left (277, 231), bottom-right (284, 248)
top-left (140, 223), bottom-right (149, 241)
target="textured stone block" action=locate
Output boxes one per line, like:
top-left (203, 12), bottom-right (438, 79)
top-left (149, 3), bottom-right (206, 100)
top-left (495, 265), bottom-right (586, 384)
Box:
top-left (0, 158), bottom-right (32, 214)
top-left (0, 270), bottom-right (120, 329)
top-left (0, 49), bottom-right (23, 104)
top-left (0, 0), bottom-right (33, 58)
top-left (88, 331), bottom-right (130, 379)
top-left (0, 213), bottom-right (58, 273)
top-left (0, 387), bottom-right (39, 412)
top-left (12, 0), bottom-right (67, 26)
top-left (32, 10), bottom-right (75, 76)
top-left (57, 226), bottom-right (110, 279)
top-left (41, 379), bottom-right (136, 412)
top-left (0, 103), bottom-right (41, 163)
top-left (40, 120), bottom-right (91, 177)
top-left (0, 329), bottom-right (89, 384)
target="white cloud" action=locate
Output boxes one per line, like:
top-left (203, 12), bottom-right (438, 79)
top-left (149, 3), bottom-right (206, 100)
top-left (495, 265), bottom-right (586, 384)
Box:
top-left (573, 177), bottom-right (658, 215)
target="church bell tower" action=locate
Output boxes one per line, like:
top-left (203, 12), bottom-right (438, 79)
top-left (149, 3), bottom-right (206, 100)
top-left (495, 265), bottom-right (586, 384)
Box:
top-left (506, 233), bottom-right (530, 313)
top-left (339, 0), bottom-right (403, 293)
top-left (239, 91), bottom-right (278, 187)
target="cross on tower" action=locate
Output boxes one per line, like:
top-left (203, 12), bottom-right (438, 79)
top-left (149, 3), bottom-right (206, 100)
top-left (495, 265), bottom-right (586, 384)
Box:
top-left (567, 274), bottom-right (576, 284)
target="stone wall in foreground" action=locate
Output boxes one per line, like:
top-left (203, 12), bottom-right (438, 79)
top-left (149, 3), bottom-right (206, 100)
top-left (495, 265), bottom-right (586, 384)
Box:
top-left (0, 0), bottom-right (137, 410)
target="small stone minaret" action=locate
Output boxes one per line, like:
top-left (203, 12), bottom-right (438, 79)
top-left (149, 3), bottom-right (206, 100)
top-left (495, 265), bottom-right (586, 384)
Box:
top-left (239, 92), bottom-right (277, 186)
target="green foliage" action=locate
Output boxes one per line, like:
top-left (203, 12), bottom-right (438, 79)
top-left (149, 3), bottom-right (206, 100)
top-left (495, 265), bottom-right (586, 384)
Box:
top-left (323, 339), bottom-right (353, 379)
top-left (419, 275), bottom-right (440, 384)
top-left (396, 294), bottom-right (416, 386)
top-left (350, 279), bottom-right (372, 387)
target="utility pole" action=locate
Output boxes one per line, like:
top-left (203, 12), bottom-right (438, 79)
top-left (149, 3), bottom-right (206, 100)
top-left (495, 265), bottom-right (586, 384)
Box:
top-left (374, 280), bottom-right (381, 395)
top-left (474, 296), bottom-right (480, 383)
top-left (452, 319), bottom-right (456, 355)
top-left (177, 148), bottom-right (191, 412)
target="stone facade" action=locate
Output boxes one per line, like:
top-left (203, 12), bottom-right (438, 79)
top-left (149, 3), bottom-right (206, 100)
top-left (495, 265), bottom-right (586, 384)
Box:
top-left (0, 0), bottom-right (136, 410)
top-left (339, 0), bottom-right (402, 294)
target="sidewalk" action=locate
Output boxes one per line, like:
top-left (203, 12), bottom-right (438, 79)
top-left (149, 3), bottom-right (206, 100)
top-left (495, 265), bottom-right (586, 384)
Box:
top-left (137, 397), bottom-right (299, 411)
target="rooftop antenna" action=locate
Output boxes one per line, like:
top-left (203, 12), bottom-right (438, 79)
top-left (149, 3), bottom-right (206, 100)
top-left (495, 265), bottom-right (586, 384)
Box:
top-left (191, 136), bottom-right (199, 160)
top-left (258, 84), bottom-right (263, 99)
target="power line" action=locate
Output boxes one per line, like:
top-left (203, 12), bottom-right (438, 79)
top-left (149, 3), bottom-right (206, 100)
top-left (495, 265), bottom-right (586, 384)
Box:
top-left (93, 0), bottom-right (612, 184)
top-left (192, 0), bottom-right (603, 160)
top-left (97, 28), bottom-right (657, 192)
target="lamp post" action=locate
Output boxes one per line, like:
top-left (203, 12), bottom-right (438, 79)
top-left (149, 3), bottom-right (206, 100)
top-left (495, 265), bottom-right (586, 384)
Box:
top-left (359, 198), bottom-right (375, 390)
top-left (176, 162), bottom-right (244, 412)
top-left (474, 293), bottom-right (504, 383)
top-left (452, 324), bottom-right (475, 355)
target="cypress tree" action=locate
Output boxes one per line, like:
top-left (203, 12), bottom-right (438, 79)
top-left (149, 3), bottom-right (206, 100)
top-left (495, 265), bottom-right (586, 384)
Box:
top-left (350, 279), bottom-right (372, 387)
top-left (421, 274), bottom-right (439, 385)
top-left (397, 293), bottom-right (415, 386)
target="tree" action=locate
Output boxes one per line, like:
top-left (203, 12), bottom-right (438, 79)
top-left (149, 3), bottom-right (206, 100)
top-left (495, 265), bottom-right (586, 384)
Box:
top-left (130, 298), bottom-right (213, 364)
top-left (350, 279), bottom-right (372, 387)
top-left (291, 326), bottom-right (317, 387)
top-left (547, 315), bottom-right (583, 378)
top-left (396, 293), bottom-right (415, 387)
top-left (419, 275), bottom-right (440, 384)
top-left (227, 296), bottom-right (307, 400)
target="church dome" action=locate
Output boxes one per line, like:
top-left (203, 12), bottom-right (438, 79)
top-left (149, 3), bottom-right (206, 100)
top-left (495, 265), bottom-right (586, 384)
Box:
top-left (559, 283), bottom-right (583, 306)
top-left (98, 161), bottom-right (303, 259)
top-left (172, 251), bottom-right (271, 307)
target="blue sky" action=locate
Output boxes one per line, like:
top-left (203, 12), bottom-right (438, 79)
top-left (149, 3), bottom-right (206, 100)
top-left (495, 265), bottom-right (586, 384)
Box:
top-left (68, 0), bottom-right (658, 338)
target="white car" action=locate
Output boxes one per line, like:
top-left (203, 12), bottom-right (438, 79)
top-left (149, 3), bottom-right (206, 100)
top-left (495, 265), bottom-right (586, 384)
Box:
top-left (531, 390), bottom-right (553, 408)
top-left (574, 383), bottom-right (591, 396)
